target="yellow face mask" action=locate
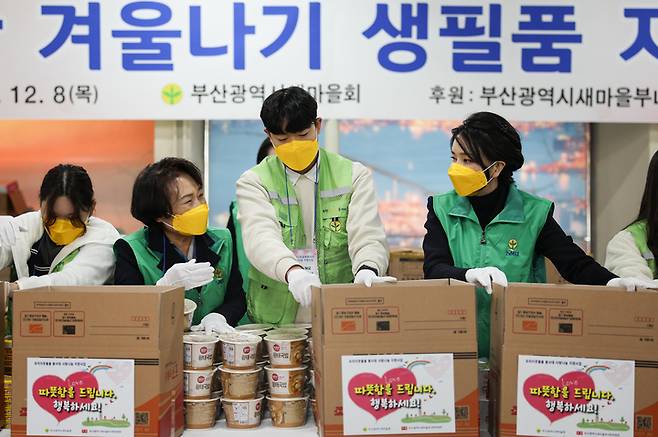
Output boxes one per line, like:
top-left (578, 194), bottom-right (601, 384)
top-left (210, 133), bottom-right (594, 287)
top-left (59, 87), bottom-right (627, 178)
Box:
top-left (448, 162), bottom-right (498, 197)
top-left (45, 218), bottom-right (86, 246)
top-left (274, 139), bottom-right (319, 172)
top-left (169, 203), bottom-right (209, 236)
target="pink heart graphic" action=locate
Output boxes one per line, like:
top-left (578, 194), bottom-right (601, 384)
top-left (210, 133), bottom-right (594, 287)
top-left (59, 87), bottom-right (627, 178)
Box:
top-left (348, 368), bottom-right (417, 420)
top-left (523, 371), bottom-right (594, 423)
top-left (32, 372), bottom-right (98, 422)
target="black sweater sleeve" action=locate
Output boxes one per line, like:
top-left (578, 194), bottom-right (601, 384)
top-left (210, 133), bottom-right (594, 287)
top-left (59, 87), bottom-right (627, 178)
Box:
top-left (536, 206), bottom-right (616, 285)
top-left (422, 197), bottom-right (468, 281)
top-left (213, 236), bottom-right (247, 327)
top-left (113, 238), bottom-right (146, 285)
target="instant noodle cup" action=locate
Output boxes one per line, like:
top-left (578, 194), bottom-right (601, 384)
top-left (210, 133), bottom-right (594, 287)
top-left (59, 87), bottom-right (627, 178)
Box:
top-left (236, 323), bottom-right (274, 332)
top-left (219, 333), bottom-right (261, 369)
top-left (184, 334), bottom-right (219, 370)
top-left (265, 333), bottom-right (307, 368)
top-left (218, 366), bottom-right (261, 399)
top-left (184, 396), bottom-right (220, 429)
top-left (184, 299), bottom-right (197, 331)
top-left (265, 365), bottom-right (307, 398)
top-left (221, 396), bottom-right (264, 429)
top-left (232, 329), bottom-right (268, 362)
top-left (270, 327), bottom-right (308, 337)
top-left (183, 368), bottom-right (217, 399)
top-left (278, 323), bottom-right (312, 337)
top-left (267, 396), bottom-right (309, 428)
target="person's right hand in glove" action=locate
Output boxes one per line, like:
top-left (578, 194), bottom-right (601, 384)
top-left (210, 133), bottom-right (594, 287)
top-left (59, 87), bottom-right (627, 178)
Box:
top-left (156, 259), bottom-right (214, 290)
top-left (465, 267), bottom-right (508, 294)
top-left (287, 267), bottom-right (321, 307)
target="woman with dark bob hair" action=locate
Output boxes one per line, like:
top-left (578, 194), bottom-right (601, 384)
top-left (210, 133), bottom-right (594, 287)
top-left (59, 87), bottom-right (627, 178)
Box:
top-left (423, 112), bottom-right (655, 358)
top-left (114, 158), bottom-right (245, 333)
top-left (0, 164), bottom-right (119, 293)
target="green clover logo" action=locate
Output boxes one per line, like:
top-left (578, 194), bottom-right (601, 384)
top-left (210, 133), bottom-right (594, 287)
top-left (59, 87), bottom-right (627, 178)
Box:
top-left (162, 83), bottom-right (183, 105)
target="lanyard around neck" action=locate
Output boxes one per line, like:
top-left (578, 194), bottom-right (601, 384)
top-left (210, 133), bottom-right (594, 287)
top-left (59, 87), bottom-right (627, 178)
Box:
top-left (283, 161), bottom-right (319, 248)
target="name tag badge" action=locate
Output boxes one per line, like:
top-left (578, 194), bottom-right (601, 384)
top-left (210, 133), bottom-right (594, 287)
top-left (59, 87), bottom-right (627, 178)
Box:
top-left (293, 248), bottom-right (319, 277)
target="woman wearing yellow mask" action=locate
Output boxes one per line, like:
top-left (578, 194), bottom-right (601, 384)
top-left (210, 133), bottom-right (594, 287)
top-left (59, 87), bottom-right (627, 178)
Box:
top-left (423, 112), bottom-right (655, 359)
top-left (114, 158), bottom-right (246, 333)
top-left (0, 164), bottom-right (119, 295)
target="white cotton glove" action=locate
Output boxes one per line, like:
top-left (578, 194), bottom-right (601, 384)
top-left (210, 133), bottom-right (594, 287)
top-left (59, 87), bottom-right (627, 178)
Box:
top-left (191, 312), bottom-right (235, 335)
top-left (156, 259), bottom-right (214, 290)
top-left (465, 267), bottom-right (508, 294)
top-left (354, 269), bottom-right (397, 287)
top-left (287, 268), bottom-right (321, 307)
top-left (0, 216), bottom-right (23, 247)
top-left (606, 277), bottom-right (657, 292)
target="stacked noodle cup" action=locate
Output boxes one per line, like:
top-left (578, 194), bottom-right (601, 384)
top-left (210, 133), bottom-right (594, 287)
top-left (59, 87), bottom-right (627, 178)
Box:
top-left (218, 331), bottom-right (265, 429)
top-left (265, 323), bottom-right (312, 428)
top-left (183, 332), bottom-right (220, 429)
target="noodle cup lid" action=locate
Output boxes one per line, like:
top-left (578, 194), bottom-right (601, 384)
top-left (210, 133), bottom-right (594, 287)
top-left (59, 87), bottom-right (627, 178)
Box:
top-left (265, 333), bottom-right (307, 342)
top-left (184, 334), bottom-right (219, 344)
top-left (184, 299), bottom-right (197, 314)
top-left (218, 333), bottom-right (262, 344)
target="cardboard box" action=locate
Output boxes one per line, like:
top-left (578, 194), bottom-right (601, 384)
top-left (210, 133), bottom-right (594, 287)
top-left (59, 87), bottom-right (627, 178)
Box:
top-left (312, 279), bottom-right (480, 437)
top-left (387, 249), bottom-right (425, 281)
top-left (0, 268), bottom-right (10, 283)
top-left (489, 283), bottom-right (658, 437)
top-left (11, 286), bottom-right (184, 436)
top-left (0, 181), bottom-right (29, 216)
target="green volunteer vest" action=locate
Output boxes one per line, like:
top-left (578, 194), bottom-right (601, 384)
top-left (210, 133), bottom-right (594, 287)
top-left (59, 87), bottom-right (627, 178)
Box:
top-left (247, 148), bottom-right (354, 325)
top-left (432, 184), bottom-right (552, 359)
top-left (230, 201), bottom-right (253, 325)
top-left (121, 227), bottom-right (233, 325)
top-left (626, 220), bottom-right (657, 279)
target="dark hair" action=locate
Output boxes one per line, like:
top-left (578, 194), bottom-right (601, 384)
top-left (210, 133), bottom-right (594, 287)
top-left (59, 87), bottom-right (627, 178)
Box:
top-left (256, 138), bottom-right (273, 164)
top-left (260, 86), bottom-right (318, 135)
top-left (40, 164), bottom-right (94, 227)
top-left (450, 112), bottom-right (524, 184)
top-left (633, 150), bottom-right (658, 260)
top-left (131, 158), bottom-right (204, 227)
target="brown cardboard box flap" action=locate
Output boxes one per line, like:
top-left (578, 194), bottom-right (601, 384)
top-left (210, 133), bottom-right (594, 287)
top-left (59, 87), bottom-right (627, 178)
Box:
top-left (314, 279), bottom-right (477, 349)
top-left (12, 285), bottom-right (183, 350)
top-left (492, 283), bottom-right (658, 353)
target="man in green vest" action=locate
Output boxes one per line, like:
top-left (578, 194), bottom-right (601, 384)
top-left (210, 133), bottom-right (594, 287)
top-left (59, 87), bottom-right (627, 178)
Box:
top-left (236, 87), bottom-right (394, 325)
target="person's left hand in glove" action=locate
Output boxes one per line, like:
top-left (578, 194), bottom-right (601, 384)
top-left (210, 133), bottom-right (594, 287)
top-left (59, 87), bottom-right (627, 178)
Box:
top-left (606, 277), bottom-right (657, 292)
top-left (354, 268), bottom-right (397, 288)
top-left (191, 312), bottom-right (235, 335)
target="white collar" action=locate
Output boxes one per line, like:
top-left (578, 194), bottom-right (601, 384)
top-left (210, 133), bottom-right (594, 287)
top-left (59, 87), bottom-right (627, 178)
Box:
top-left (285, 153), bottom-right (320, 185)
